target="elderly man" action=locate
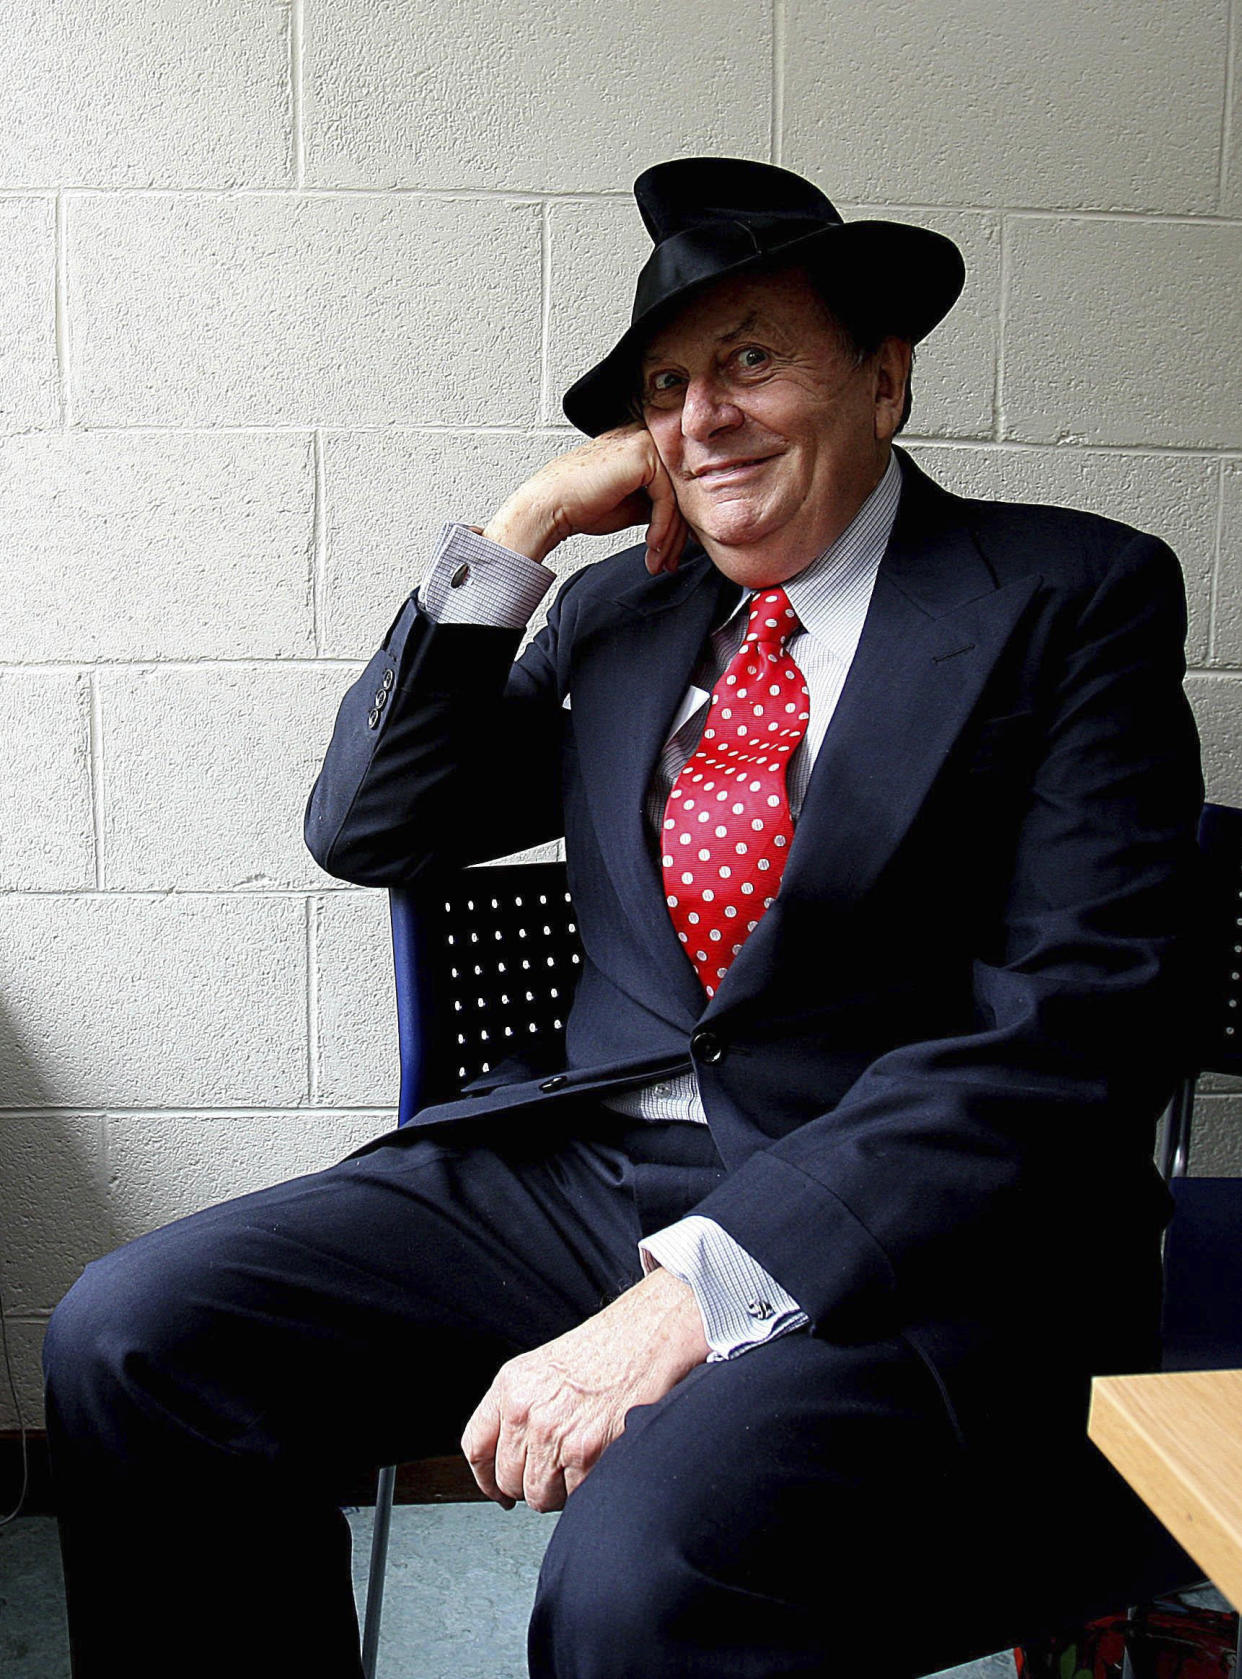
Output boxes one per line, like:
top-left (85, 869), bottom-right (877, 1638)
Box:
top-left (45, 158), bottom-right (1202, 1678)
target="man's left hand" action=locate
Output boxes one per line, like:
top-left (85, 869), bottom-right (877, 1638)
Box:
top-left (460, 1267), bottom-right (708, 1513)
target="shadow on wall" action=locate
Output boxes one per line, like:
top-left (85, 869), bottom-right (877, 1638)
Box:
top-left (0, 996), bottom-right (119, 1435)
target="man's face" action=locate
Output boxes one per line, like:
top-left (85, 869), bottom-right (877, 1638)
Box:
top-left (638, 268), bottom-right (909, 588)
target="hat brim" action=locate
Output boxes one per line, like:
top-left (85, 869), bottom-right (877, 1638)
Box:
top-left (562, 219), bottom-right (965, 437)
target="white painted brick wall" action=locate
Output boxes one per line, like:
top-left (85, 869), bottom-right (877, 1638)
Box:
top-left (2, 0), bottom-right (1240, 1428)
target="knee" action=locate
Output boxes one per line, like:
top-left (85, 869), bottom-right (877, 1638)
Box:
top-left (529, 1461), bottom-right (700, 1679)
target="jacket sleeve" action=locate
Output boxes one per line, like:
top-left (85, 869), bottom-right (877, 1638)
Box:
top-left (691, 531), bottom-right (1204, 1337)
top-left (304, 570), bottom-right (586, 886)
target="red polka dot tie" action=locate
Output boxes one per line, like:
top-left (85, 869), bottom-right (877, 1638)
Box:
top-left (661, 587), bottom-right (810, 998)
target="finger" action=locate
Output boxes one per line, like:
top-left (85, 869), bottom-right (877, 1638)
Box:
top-left (522, 1440), bottom-right (568, 1514)
top-left (493, 1414), bottom-right (529, 1506)
top-left (644, 464), bottom-right (683, 574)
top-left (460, 1392), bottom-right (515, 1510)
top-left (659, 509), bottom-right (691, 574)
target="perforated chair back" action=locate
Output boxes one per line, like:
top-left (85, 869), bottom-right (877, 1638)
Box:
top-left (388, 860), bottom-right (582, 1123)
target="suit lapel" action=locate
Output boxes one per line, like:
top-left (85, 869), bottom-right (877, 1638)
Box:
top-left (714, 454), bottom-right (1042, 1007)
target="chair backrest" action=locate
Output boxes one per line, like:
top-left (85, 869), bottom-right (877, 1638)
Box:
top-left (388, 860), bottom-right (581, 1124)
top-left (1158, 801), bottom-right (1242, 1178)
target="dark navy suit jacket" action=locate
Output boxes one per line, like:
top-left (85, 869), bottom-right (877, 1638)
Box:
top-left (305, 449), bottom-right (1204, 1453)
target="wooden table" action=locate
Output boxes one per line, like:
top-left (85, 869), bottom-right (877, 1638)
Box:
top-left (1089, 1368), bottom-right (1242, 1611)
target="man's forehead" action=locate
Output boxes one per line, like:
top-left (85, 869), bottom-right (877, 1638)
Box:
top-left (640, 268), bottom-right (821, 365)
top-left (642, 308), bottom-right (764, 365)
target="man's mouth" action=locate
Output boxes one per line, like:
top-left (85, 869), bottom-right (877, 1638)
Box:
top-left (691, 455), bottom-right (773, 482)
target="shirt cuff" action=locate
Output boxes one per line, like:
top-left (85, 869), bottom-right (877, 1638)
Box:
top-left (420, 523), bottom-right (555, 630)
top-left (639, 1215), bottom-right (809, 1362)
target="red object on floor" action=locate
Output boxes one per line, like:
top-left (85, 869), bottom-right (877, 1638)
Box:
top-left (1015, 1602), bottom-right (1237, 1677)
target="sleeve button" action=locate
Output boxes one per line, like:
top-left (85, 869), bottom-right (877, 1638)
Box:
top-left (367, 707), bottom-right (380, 729)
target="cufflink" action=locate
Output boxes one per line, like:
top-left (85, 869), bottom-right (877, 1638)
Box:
top-left (450, 563), bottom-right (470, 587)
top-left (746, 1298), bottom-right (774, 1320)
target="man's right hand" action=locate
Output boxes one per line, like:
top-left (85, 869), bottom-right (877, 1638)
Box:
top-left (482, 423), bottom-right (690, 575)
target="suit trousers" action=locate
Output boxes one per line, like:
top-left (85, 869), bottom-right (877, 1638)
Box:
top-left (42, 1107), bottom-right (1153, 1679)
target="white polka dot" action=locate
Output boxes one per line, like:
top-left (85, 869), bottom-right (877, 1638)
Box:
top-left (741, 882), bottom-right (754, 895)
top-left (732, 802), bottom-right (744, 814)
top-left (684, 799), bottom-right (695, 811)
top-left (718, 865), bottom-right (732, 878)
top-left (717, 791), bottom-right (728, 802)
top-left (698, 848), bottom-right (711, 861)
top-left (678, 931), bottom-right (688, 942)
top-left (698, 811), bottom-right (710, 824)
top-left (735, 841), bottom-right (748, 854)
top-left (687, 912), bottom-right (699, 924)
top-left (747, 920), bottom-right (758, 931)
top-left (758, 858), bottom-right (771, 871)
top-left (681, 872), bottom-right (693, 885)
top-left (764, 896), bottom-right (774, 908)
top-left (715, 825), bottom-right (727, 838)
top-left (702, 888), bottom-right (715, 902)
top-left (716, 967), bottom-right (728, 979)
top-left (775, 834), bottom-right (787, 847)
top-left (696, 950), bottom-right (706, 962)
top-left (753, 704), bottom-right (764, 716)
top-left (679, 834), bottom-right (691, 846)
top-left (765, 617), bottom-right (778, 628)
top-left (725, 905), bottom-right (737, 918)
top-left (662, 854), bottom-right (673, 866)
top-left (666, 894), bottom-right (678, 907)
top-left (726, 674), bottom-right (737, 685)
top-left (709, 929), bottom-right (722, 942)
top-left (704, 728), bottom-right (716, 739)
top-left (732, 943), bottom-right (743, 955)
top-left (737, 725), bottom-right (747, 736)
top-left (664, 817), bottom-right (675, 829)
top-left (750, 780), bottom-right (761, 791)
top-left (706, 984), bottom-right (715, 996)
top-left (769, 684), bottom-right (781, 696)
top-left (767, 795), bottom-right (781, 807)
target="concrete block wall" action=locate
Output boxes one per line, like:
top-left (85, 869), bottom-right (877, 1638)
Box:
top-left (1, 0), bottom-right (1239, 1427)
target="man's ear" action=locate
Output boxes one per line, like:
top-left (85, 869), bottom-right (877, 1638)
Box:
top-left (873, 338), bottom-right (913, 442)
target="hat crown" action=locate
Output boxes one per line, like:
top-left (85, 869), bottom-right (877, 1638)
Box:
top-left (634, 157), bottom-right (843, 245)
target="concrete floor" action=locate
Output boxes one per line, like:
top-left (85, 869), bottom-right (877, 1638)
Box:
top-left (1, 1504), bottom-right (1019, 1679)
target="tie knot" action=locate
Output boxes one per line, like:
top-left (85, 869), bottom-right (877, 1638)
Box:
top-left (745, 588), bottom-right (800, 650)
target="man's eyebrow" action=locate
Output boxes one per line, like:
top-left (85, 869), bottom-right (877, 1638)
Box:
top-left (642, 311), bottom-right (765, 367)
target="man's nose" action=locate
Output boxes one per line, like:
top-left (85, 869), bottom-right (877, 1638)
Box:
top-left (680, 375), bottom-right (744, 442)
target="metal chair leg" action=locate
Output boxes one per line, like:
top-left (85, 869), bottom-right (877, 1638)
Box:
top-left (361, 1464), bottom-right (397, 1679)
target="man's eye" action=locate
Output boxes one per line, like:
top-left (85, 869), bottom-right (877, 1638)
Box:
top-left (736, 346), bottom-right (768, 369)
top-left (650, 370), bottom-right (682, 393)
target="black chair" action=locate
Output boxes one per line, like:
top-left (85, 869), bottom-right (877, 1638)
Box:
top-left (361, 808), bottom-right (1242, 1677)
top-left (361, 862), bottom-right (582, 1678)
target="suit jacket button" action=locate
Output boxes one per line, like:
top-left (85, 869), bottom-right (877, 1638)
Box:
top-left (691, 1029), bottom-right (724, 1064)
top-left (540, 1075), bottom-right (568, 1092)
top-left (367, 707), bottom-right (380, 729)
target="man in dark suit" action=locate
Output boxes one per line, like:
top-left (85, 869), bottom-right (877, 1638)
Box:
top-left (44, 158), bottom-right (1202, 1678)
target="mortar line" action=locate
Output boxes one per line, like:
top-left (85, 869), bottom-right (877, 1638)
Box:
top-left (36, 187), bottom-right (1242, 224)
top-left (770, 0), bottom-right (785, 164)
top-left (305, 894), bottom-right (320, 1104)
top-left (290, 0), bottom-right (305, 189)
top-left (54, 192), bottom-right (71, 427)
top-left (88, 671), bottom-right (105, 889)
top-left (1209, 458), bottom-right (1229, 663)
top-left (539, 201), bottom-right (552, 425)
top-left (311, 430), bottom-right (326, 654)
top-left (1220, 0), bottom-right (1237, 209)
top-left (994, 217), bottom-right (1012, 443)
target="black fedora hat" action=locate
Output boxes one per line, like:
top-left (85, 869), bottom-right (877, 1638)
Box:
top-left (562, 157), bottom-right (965, 437)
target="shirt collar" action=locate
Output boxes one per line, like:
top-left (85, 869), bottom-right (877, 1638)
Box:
top-left (718, 449), bottom-right (902, 663)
